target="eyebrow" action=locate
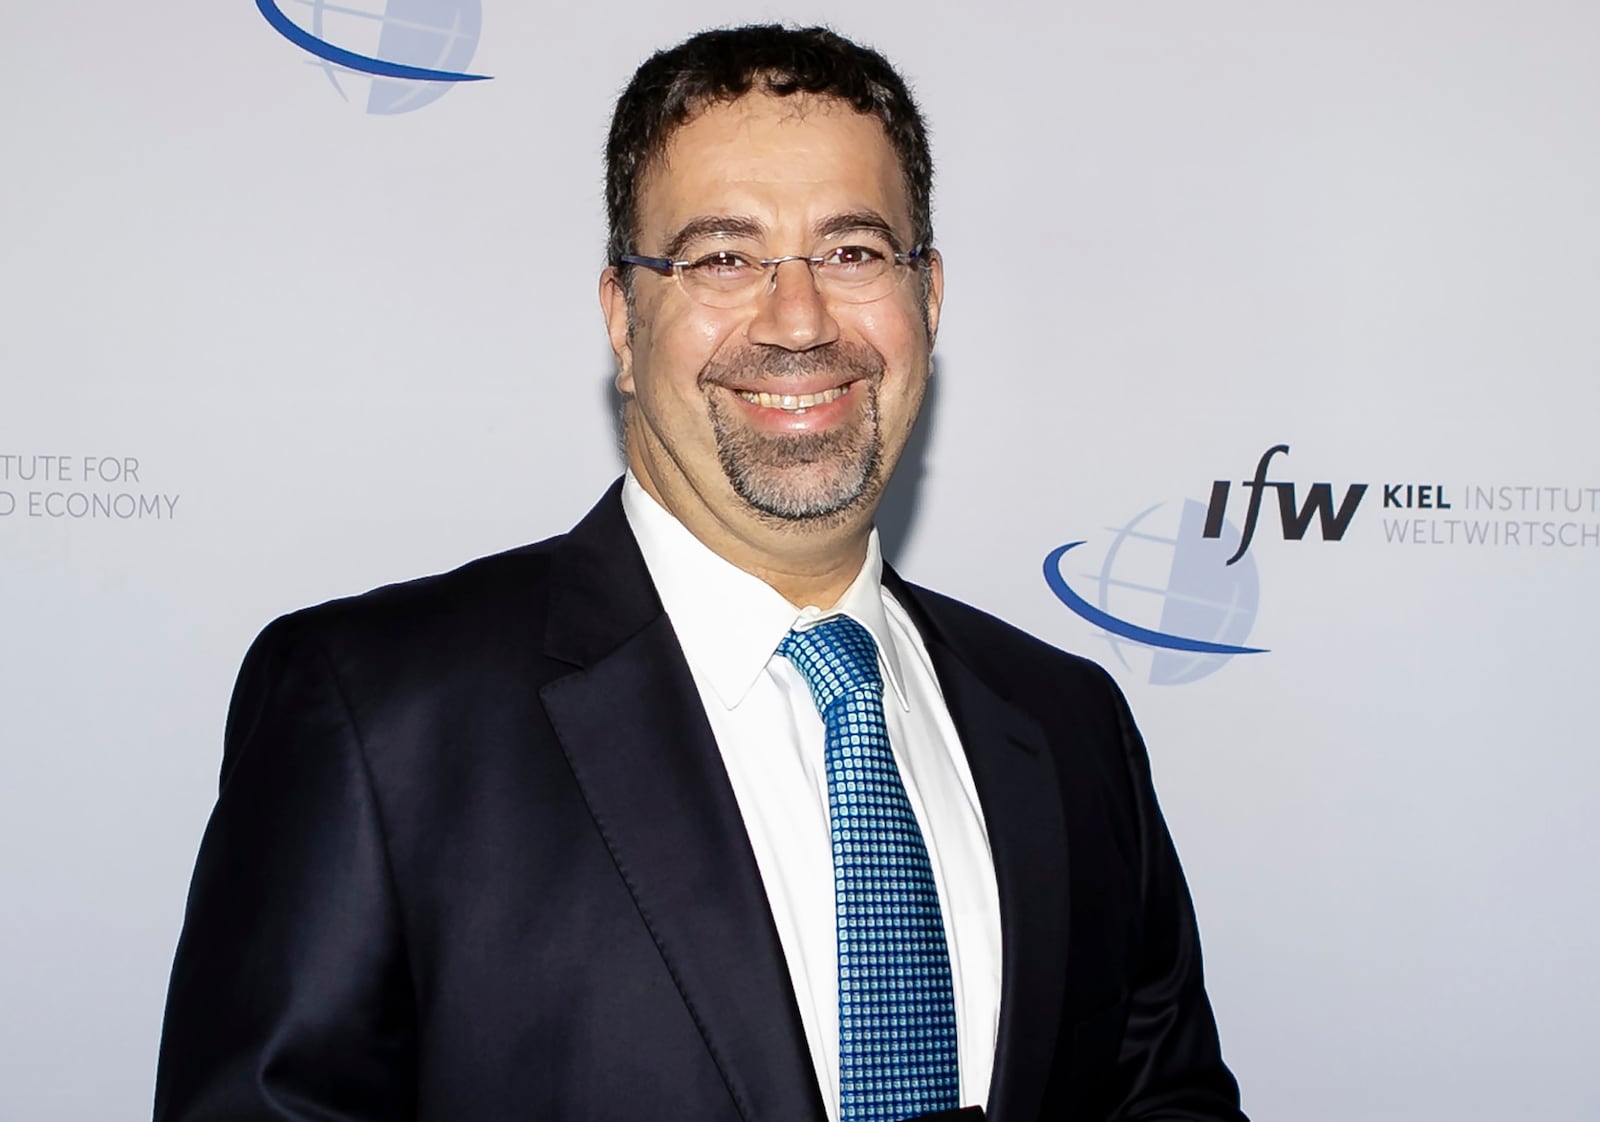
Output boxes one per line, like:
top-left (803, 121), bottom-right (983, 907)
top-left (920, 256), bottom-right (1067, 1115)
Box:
top-left (660, 210), bottom-right (907, 260)
top-left (662, 216), bottom-right (766, 261)
top-left (814, 211), bottom-right (905, 251)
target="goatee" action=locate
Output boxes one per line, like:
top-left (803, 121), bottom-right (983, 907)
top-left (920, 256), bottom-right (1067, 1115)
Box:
top-left (700, 342), bottom-right (886, 522)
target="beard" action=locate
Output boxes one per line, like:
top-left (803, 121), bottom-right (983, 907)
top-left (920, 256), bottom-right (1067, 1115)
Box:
top-left (699, 341), bottom-right (886, 523)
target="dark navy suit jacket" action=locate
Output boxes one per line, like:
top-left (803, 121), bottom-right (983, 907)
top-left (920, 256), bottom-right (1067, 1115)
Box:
top-left (155, 481), bottom-right (1246, 1122)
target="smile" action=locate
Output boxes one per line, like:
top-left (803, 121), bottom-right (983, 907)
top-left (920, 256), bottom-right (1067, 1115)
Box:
top-left (735, 385), bottom-right (850, 413)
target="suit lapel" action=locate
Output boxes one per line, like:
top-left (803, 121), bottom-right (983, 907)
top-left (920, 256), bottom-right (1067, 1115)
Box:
top-left (539, 484), bottom-right (826, 1122)
top-left (887, 574), bottom-right (1071, 1122)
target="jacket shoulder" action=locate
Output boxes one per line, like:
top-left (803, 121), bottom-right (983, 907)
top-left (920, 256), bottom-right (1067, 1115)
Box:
top-left (230, 535), bottom-right (575, 746)
top-left (258, 535), bottom-right (564, 653)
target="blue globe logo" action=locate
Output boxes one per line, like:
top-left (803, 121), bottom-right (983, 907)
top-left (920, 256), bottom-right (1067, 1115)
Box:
top-left (258, 0), bottom-right (489, 116)
top-left (1044, 498), bottom-right (1265, 686)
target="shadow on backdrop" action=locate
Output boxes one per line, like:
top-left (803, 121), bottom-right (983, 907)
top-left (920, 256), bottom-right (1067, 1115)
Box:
top-left (600, 356), bottom-right (940, 567)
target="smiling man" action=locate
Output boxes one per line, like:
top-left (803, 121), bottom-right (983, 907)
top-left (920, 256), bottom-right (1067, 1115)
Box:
top-left (602, 88), bottom-right (935, 606)
top-left (156, 25), bottom-right (1247, 1122)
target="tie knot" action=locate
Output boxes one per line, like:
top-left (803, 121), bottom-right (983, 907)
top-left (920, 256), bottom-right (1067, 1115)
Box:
top-left (777, 615), bottom-right (883, 714)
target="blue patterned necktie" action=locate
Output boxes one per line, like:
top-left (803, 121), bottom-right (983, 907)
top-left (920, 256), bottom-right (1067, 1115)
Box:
top-left (778, 616), bottom-right (959, 1122)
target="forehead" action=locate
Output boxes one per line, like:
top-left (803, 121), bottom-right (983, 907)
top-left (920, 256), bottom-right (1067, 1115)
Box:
top-left (637, 93), bottom-right (911, 240)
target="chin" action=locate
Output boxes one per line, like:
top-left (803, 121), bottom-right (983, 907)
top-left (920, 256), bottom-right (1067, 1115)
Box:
top-left (728, 457), bottom-right (886, 526)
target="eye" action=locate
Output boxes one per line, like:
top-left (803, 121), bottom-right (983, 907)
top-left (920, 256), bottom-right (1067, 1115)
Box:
top-left (822, 245), bottom-right (889, 270)
top-left (685, 250), bottom-right (756, 278)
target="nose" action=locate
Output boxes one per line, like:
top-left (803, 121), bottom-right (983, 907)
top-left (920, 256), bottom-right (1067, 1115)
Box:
top-left (745, 258), bottom-right (841, 351)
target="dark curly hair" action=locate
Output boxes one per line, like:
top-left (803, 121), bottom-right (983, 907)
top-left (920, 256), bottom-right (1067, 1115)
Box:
top-left (605, 25), bottom-right (934, 268)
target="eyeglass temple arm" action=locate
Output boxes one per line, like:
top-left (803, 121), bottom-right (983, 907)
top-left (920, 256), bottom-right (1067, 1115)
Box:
top-left (617, 254), bottom-right (680, 276)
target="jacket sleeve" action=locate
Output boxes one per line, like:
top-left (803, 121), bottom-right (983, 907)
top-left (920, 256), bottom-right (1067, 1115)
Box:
top-left (154, 617), bottom-right (417, 1121)
top-left (1099, 669), bottom-right (1248, 1122)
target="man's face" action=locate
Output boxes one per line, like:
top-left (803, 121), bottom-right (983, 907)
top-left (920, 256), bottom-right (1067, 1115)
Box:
top-left (602, 92), bottom-right (942, 543)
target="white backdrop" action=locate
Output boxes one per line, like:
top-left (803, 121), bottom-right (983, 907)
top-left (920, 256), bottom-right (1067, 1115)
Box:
top-left (3, 2), bottom-right (1597, 1119)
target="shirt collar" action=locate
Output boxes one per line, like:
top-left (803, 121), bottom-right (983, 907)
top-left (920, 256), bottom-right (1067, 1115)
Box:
top-left (620, 471), bottom-right (910, 712)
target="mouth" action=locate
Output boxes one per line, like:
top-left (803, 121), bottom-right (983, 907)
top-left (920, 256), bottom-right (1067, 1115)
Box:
top-left (733, 385), bottom-right (851, 413)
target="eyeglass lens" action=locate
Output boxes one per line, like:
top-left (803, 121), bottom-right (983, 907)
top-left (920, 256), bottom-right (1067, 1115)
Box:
top-left (679, 249), bottom-right (915, 309)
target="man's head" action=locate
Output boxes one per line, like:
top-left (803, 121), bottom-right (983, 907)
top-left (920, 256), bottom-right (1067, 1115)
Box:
top-left (604, 25), bottom-right (934, 276)
top-left (599, 26), bottom-right (943, 596)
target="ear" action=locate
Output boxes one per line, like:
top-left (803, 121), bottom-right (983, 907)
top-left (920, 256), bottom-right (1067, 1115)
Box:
top-left (599, 266), bottom-right (635, 394)
top-left (922, 248), bottom-right (945, 344)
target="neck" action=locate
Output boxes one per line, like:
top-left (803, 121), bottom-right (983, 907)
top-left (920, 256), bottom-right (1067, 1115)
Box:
top-left (739, 534), bottom-right (873, 609)
top-left (629, 461), bottom-right (875, 609)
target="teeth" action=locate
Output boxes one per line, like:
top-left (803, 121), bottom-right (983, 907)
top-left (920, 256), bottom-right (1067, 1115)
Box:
top-left (737, 386), bottom-right (848, 411)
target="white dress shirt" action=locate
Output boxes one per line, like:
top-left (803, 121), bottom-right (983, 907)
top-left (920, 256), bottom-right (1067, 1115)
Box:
top-left (621, 474), bottom-right (1003, 1121)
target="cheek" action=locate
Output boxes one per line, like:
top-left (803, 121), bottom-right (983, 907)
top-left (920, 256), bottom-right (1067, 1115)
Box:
top-left (850, 297), bottom-right (929, 362)
top-left (851, 304), bottom-right (931, 431)
top-left (636, 306), bottom-right (738, 396)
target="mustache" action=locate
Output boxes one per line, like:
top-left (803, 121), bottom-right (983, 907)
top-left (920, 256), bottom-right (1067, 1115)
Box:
top-left (697, 341), bottom-right (885, 388)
